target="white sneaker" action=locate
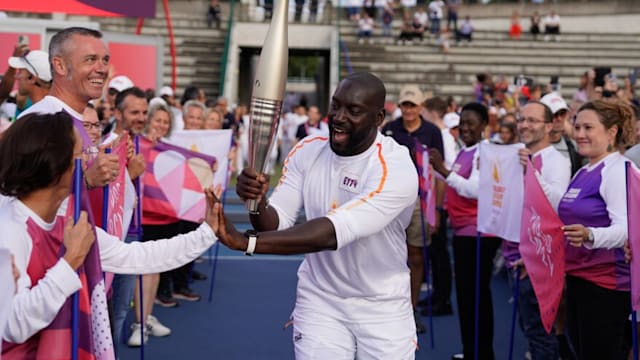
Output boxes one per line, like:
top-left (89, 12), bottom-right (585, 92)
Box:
top-left (147, 315), bottom-right (171, 337)
top-left (127, 323), bottom-right (148, 347)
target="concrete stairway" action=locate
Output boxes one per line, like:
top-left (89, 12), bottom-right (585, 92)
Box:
top-left (339, 25), bottom-right (640, 103)
top-left (94, 12), bottom-right (227, 100)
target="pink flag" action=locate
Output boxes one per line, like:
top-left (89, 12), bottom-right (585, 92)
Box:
top-left (519, 160), bottom-right (565, 334)
top-left (627, 162), bottom-right (640, 311)
top-left (414, 140), bottom-right (436, 227)
top-left (142, 139), bottom-right (217, 223)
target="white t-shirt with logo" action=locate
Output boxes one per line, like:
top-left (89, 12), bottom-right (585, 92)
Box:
top-left (269, 132), bottom-right (418, 322)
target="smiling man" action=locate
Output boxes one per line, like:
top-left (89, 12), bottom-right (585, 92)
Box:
top-left (18, 27), bottom-right (118, 189)
top-left (218, 72), bottom-right (420, 359)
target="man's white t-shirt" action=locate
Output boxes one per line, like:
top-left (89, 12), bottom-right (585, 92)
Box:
top-left (18, 96), bottom-right (83, 120)
top-left (269, 132), bottom-right (418, 322)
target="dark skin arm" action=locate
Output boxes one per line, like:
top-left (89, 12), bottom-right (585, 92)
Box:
top-left (429, 148), bottom-right (451, 179)
top-left (235, 168), bottom-right (279, 231)
top-left (230, 168), bottom-right (338, 254)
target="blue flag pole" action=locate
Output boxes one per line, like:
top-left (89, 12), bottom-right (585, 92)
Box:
top-left (418, 201), bottom-right (435, 349)
top-left (71, 159), bottom-right (82, 360)
top-left (508, 267), bottom-right (520, 360)
top-left (132, 136), bottom-right (145, 360)
top-left (474, 231), bottom-right (481, 360)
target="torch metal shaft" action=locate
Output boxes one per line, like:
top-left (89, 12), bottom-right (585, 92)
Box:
top-left (246, 0), bottom-right (289, 213)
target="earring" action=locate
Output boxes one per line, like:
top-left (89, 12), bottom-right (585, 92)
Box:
top-left (607, 143), bottom-right (613, 152)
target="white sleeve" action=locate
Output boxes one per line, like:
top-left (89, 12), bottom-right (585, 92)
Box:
top-left (589, 160), bottom-right (628, 249)
top-left (98, 223), bottom-right (217, 274)
top-left (3, 229), bottom-right (81, 343)
top-left (445, 149), bottom-right (479, 199)
top-left (268, 146), bottom-right (307, 231)
top-left (326, 149), bottom-right (418, 249)
top-left (538, 154), bottom-right (571, 211)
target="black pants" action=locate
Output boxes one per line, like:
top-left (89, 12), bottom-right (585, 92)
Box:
top-left (428, 210), bottom-right (452, 306)
top-left (566, 275), bottom-right (630, 360)
top-left (145, 222), bottom-right (187, 296)
top-left (453, 235), bottom-right (502, 360)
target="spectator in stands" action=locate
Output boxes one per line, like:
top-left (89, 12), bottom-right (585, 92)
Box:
top-left (309, 0), bottom-right (319, 23)
top-left (428, 0), bottom-right (445, 36)
top-left (530, 11), bottom-right (541, 40)
top-left (357, 11), bottom-right (375, 44)
top-left (0, 43), bottom-right (29, 111)
top-left (381, 0), bottom-right (395, 42)
top-left (456, 15), bottom-right (474, 45)
top-left (5, 49), bottom-right (52, 119)
top-left (446, 0), bottom-right (460, 32)
top-left (414, 7), bottom-right (429, 31)
top-left (398, 14), bottom-right (419, 45)
top-left (509, 11), bottom-right (522, 39)
top-left (207, 0), bottom-right (222, 29)
top-left (544, 10), bottom-right (561, 42)
top-left (294, 0), bottom-right (305, 22)
top-left (438, 28), bottom-right (451, 53)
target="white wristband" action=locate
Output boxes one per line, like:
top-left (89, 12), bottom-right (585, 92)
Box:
top-left (245, 232), bottom-right (257, 256)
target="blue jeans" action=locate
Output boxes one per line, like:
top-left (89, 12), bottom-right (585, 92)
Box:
top-left (508, 269), bottom-right (559, 360)
top-left (111, 235), bottom-right (137, 346)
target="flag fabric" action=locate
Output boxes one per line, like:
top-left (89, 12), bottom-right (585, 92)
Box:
top-left (142, 138), bottom-right (217, 223)
top-left (0, 0), bottom-right (155, 17)
top-left (90, 137), bottom-right (129, 240)
top-left (477, 141), bottom-right (525, 242)
top-left (2, 171), bottom-right (114, 359)
top-left (627, 162), bottom-right (640, 311)
top-left (0, 248), bottom-right (14, 349)
top-left (167, 129), bottom-right (234, 193)
top-left (520, 160), bottom-right (565, 334)
top-left (414, 140), bottom-right (436, 227)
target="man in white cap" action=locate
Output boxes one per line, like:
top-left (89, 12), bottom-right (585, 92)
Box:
top-left (7, 50), bottom-right (52, 117)
top-left (158, 85), bottom-right (183, 129)
top-left (540, 92), bottom-right (583, 175)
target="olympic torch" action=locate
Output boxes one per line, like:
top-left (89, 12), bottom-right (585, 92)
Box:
top-left (246, 0), bottom-right (289, 213)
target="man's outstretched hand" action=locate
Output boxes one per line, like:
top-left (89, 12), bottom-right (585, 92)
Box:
top-left (204, 185), bottom-right (247, 252)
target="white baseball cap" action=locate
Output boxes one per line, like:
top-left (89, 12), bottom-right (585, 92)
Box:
top-left (159, 86), bottom-right (174, 97)
top-left (443, 112), bottom-right (460, 129)
top-left (540, 92), bottom-right (569, 114)
top-left (108, 75), bottom-right (134, 93)
top-left (8, 50), bottom-right (52, 82)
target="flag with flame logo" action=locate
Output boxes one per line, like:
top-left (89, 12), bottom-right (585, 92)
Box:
top-left (477, 141), bottom-right (525, 242)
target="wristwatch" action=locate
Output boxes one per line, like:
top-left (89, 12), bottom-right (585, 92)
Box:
top-left (244, 230), bottom-right (258, 256)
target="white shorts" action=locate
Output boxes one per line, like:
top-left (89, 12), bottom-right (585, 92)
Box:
top-left (292, 307), bottom-right (417, 360)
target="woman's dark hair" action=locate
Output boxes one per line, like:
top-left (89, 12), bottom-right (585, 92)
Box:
top-left (0, 112), bottom-right (75, 198)
top-left (461, 102), bottom-right (489, 125)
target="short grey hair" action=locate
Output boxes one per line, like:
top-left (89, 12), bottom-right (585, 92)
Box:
top-left (182, 100), bottom-right (206, 118)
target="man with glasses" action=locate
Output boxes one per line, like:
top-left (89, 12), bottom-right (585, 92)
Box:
top-left (541, 92), bottom-right (584, 175)
top-left (6, 49), bottom-right (52, 118)
top-left (503, 101), bottom-right (571, 360)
